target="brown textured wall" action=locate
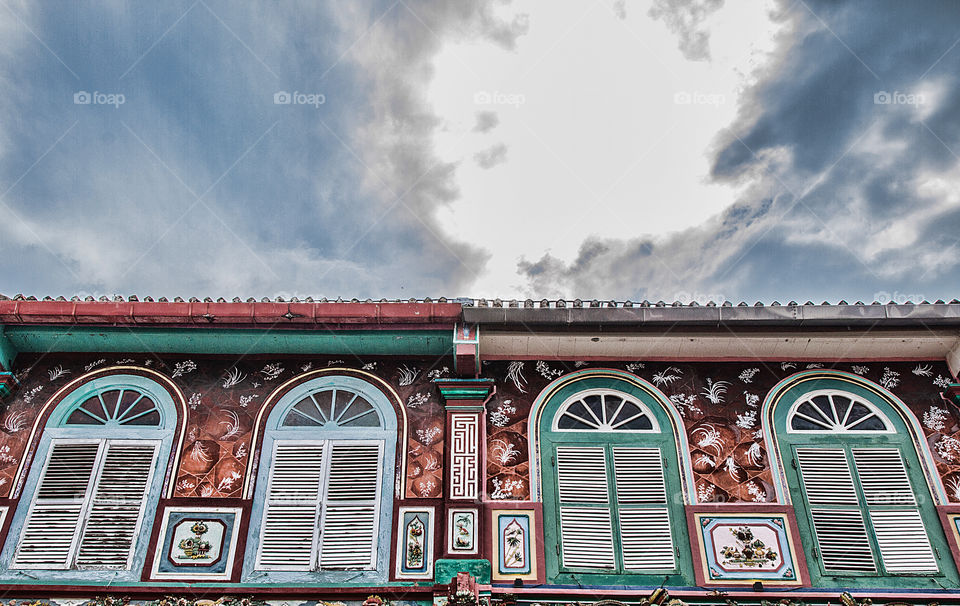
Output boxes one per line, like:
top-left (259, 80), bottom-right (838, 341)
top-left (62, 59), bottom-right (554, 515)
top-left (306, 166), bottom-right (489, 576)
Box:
top-left (1, 354), bottom-right (956, 505)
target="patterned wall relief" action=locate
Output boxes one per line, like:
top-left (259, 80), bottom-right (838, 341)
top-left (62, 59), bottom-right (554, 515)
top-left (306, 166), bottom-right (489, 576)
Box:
top-left (1, 355), bottom-right (450, 500)
top-left (395, 506), bottom-right (435, 580)
top-left (691, 512), bottom-right (803, 586)
top-left (482, 360), bottom-right (958, 503)
top-left (2, 355), bottom-right (958, 505)
top-left (150, 506), bottom-right (243, 581)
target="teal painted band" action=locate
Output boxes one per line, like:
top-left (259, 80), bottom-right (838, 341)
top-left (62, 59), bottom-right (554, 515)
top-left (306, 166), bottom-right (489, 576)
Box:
top-left (0, 327), bottom-right (17, 370)
top-left (2, 326), bottom-right (453, 356)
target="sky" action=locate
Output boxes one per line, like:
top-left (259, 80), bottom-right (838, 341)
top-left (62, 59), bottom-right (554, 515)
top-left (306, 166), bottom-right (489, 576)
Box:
top-left (1, 1), bottom-right (960, 303)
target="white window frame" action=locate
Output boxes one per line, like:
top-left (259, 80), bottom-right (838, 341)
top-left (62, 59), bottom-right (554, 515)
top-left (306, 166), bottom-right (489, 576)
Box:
top-left (552, 388), bottom-right (660, 433)
top-left (787, 389), bottom-right (895, 434)
top-left (12, 437), bottom-right (160, 571)
top-left (255, 438), bottom-right (384, 572)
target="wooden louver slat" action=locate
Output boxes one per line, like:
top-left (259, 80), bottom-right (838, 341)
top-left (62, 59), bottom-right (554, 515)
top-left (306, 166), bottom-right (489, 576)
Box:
top-left (319, 443), bottom-right (381, 569)
top-left (810, 509), bottom-right (877, 572)
top-left (556, 446), bottom-right (607, 503)
top-left (14, 442), bottom-right (100, 568)
top-left (613, 446), bottom-right (674, 570)
top-left (558, 506), bottom-right (616, 569)
top-left (852, 448), bottom-right (915, 505)
top-left (870, 510), bottom-right (937, 572)
top-left (258, 443), bottom-right (326, 570)
top-left (75, 443), bottom-right (158, 569)
top-left (796, 448), bottom-right (858, 504)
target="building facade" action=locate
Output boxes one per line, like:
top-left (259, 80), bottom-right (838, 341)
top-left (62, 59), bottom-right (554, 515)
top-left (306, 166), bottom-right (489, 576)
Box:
top-left (1, 296), bottom-right (960, 606)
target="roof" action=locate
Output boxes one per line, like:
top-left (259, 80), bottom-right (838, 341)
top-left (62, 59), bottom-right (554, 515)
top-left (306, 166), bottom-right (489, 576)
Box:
top-left (3, 294), bottom-right (960, 328)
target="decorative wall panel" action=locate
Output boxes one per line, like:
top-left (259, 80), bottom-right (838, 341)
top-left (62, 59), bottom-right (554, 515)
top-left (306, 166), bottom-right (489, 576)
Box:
top-left (450, 414), bottom-right (480, 499)
top-left (149, 506), bottom-right (242, 581)
top-left (490, 508), bottom-right (539, 582)
top-left (688, 508), bottom-right (807, 587)
top-left (395, 506), bottom-right (435, 580)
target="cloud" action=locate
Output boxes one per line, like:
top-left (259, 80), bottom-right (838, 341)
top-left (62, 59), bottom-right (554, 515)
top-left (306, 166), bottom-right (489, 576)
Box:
top-left (0, 0), bottom-right (529, 299)
top-left (472, 110), bottom-right (499, 133)
top-left (519, 0), bottom-right (960, 302)
top-left (648, 0), bottom-right (724, 61)
top-left (473, 142), bottom-right (508, 169)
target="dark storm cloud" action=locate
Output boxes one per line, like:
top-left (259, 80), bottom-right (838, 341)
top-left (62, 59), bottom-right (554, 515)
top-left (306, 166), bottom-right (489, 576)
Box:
top-left (0, 0), bottom-right (527, 299)
top-left (520, 0), bottom-right (960, 303)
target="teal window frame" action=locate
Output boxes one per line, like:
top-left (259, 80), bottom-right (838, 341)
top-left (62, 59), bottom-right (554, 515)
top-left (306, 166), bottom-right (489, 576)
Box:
top-left (0, 374), bottom-right (176, 583)
top-left (242, 375), bottom-right (397, 585)
top-left (775, 377), bottom-right (959, 589)
top-left (539, 375), bottom-right (692, 586)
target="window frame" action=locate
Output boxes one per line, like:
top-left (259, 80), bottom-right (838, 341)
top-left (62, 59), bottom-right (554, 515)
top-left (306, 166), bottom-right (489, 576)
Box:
top-left (0, 374), bottom-right (175, 581)
top-left (774, 378), bottom-right (958, 588)
top-left (786, 389), bottom-right (894, 434)
top-left (243, 375), bottom-right (396, 584)
top-left (538, 378), bottom-right (691, 586)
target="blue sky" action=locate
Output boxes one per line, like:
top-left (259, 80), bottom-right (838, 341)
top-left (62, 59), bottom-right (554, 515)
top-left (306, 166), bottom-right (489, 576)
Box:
top-left (1, 1), bottom-right (960, 303)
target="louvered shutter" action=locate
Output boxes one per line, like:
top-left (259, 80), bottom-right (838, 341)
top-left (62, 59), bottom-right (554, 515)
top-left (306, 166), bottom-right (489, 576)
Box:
top-left (853, 448), bottom-right (937, 572)
top-left (258, 443), bottom-right (326, 570)
top-left (319, 442), bottom-right (382, 569)
top-left (75, 442), bottom-right (158, 568)
top-left (556, 446), bottom-right (615, 569)
top-left (14, 442), bottom-right (101, 568)
top-left (796, 448), bottom-right (877, 572)
top-left (613, 447), bottom-right (675, 570)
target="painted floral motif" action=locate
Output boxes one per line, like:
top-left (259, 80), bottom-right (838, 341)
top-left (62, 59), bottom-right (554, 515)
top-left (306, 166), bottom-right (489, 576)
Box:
top-left (720, 526), bottom-right (778, 567)
top-left (502, 519), bottom-right (525, 569)
top-left (398, 365), bottom-right (420, 386)
top-left (653, 366), bottom-right (682, 386)
top-left (489, 400), bottom-right (516, 427)
top-left (738, 368), bottom-right (760, 383)
top-left (405, 516), bottom-right (425, 569)
top-left (177, 521), bottom-right (212, 560)
top-left (669, 393), bottom-right (702, 418)
top-left (491, 478), bottom-right (523, 499)
top-left (261, 363), bottom-right (284, 381)
top-left (535, 361), bottom-right (563, 380)
top-left (913, 364), bottom-right (934, 377)
top-left (851, 364), bottom-right (870, 375)
top-left (221, 368), bottom-right (245, 388)
top-left (172, 360), bottom-right (198, 378)
top-left (84, 359), bottom-right (106, 372)
top-left (880, 367), bottom-right (900, 389)
top-left (453, 512), bottom-right (474, 550)
top-left (505, 361), bottom-right (527, 393)
top-left (47, 366), bottom-right (70, 381)
top-left (701, 379), bottom-right (730, 404)
top-left (924, 406), bottom-right (948, 431)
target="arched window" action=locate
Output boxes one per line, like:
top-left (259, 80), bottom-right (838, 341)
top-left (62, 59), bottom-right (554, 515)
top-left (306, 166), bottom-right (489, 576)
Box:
top-left (539, 378), bottom-right (689, 585)
top-left (774, 379), bottom-right (957, 587)
top-left (4, 374), bottom-right (176, 573)
top-left (246, 376), bottom-right (396, 580)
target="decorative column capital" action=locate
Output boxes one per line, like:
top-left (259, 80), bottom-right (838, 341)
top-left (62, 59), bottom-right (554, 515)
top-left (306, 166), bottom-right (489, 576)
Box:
top-left (435, 378), bottom-right (495, 411)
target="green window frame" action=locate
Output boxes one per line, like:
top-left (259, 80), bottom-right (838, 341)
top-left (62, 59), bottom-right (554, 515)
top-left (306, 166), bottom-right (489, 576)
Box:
top-left (539, 376), bottom-right (691, 586)
top-left (775, 378), bottom-right (958, 589)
